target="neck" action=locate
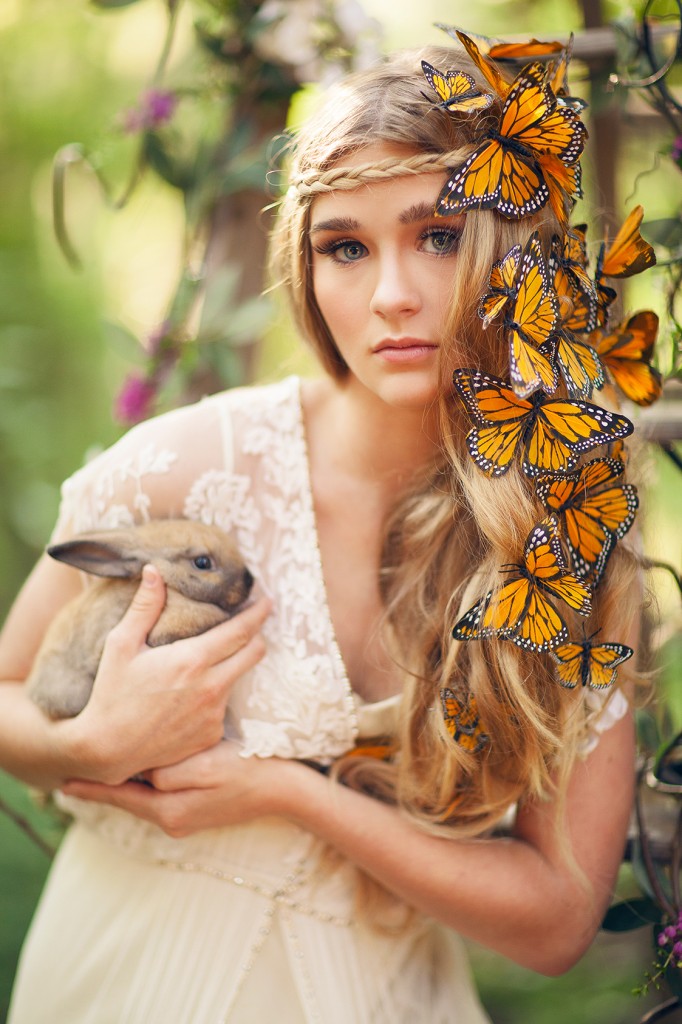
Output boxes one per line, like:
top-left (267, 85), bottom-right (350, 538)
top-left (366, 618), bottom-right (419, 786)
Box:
top-left (302, 376), bottom-right (441, 499)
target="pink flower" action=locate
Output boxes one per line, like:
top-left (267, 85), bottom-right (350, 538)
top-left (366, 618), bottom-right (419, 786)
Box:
top-left (121, 89), bottom-right (178, 134)
top-left (672, 135), bottom-right (682, 168)
top-left (115, 374), bottom-right (156, 424)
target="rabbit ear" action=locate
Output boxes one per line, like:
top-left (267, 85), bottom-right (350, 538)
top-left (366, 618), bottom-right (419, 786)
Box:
top-left (47, 536), bottom-right (145, 579)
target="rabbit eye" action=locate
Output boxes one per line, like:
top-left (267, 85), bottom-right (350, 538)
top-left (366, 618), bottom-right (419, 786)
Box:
top-left (193, 555), bottom-right (213, 570)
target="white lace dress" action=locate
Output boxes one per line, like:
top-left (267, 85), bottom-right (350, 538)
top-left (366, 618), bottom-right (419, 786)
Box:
top-left (9, 377), bottom-right (495, 1024)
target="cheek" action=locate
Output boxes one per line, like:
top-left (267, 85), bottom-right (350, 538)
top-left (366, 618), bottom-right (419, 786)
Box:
top-left (313, 268), bottom-right (358, 335)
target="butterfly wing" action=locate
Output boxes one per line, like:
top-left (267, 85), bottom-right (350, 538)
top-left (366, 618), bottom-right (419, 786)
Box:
top-left (593, 310), bottom-right (662, 406)
top-left (478, 244), bottom-right (522, 326)
top-left (506, 234), bottom-right (559, 396)
top-left (586, 642), bottom-right (634, 689)
top-left (523, 396), bottom-right (634, 477)
top-left (455, 29), bottom-right (511, 99)
top-left (551, 641), bottom-right (585, 688)
top-left (453, 370), bottom-right (533, 476)
top-left (554, 330), bottom-right (604, 398)
top-left (536, 458), bottom-right (637, 580)
top-left (601, 206), bottom-right (656, 279)
top-left (421, 61), bottom-right (493, 113)
top-left (440, 687), bottom-right (489, 753)
top-left (524, 516), bottom-right (592, 614)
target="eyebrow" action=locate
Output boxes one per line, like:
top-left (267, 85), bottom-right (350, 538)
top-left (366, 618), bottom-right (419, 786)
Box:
top-left (309, 216), bottom-right (360, 235)
top-left (310, 203), bottom-right (462, 236)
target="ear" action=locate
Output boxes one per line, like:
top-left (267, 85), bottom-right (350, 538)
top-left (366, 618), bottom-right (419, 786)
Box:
top-left (47, 538), bottom-right (144, 579)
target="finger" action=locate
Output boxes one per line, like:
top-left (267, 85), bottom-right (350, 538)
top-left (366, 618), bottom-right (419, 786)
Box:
top-left (61, 778), bottom-right (157, 813)
top-left (107, 565), bottom-right (167, 651)
top-left (181, 594), bottom-right (272, 667)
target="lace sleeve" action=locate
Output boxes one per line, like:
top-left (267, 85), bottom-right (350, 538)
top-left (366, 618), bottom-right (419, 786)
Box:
top-left (50, 392), bottom-right (235, 540)
top-left (580, 687), bottom-right (629, 756)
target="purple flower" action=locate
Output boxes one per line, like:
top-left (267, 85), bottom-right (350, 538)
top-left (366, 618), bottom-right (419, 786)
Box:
top-left (115, 374), bottom-right (156, 424)
top-left (659, 931), bottom-right (669, 946)
top-left (121, 89), bottom-right (178, 134)
top-left (673, 941), bottom-right (682, 959)
top-left (672, 134), bottom-right (682, 168)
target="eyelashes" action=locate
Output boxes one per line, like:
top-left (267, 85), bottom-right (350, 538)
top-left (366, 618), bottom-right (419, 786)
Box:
top-left (311, 226), bottom-right (463, 264)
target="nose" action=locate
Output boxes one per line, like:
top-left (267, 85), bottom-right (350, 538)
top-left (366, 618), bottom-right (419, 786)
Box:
top-left (369, 253), bottom-right (422, 320)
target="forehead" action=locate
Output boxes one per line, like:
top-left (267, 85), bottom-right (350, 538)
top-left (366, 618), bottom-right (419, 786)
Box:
top-left (311, 142), bottom-right (448, 222)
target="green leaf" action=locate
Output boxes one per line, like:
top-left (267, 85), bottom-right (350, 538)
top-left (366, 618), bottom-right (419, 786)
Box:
top-left (602, 896), bottom-right (662, 931)
top-left (643, 217), bottom-right (682, 251)
top-left (101, 320), bottom-right (146, 364)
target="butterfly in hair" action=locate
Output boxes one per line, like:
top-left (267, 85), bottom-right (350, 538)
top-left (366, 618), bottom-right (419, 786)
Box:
top-left (593, 206), bottom-right (657, 326)
top-left (478, 233), bottom-right (558, 397)
top-left (549, 228), bottom-right (598, 333)
top-left (421, 60), bottom-right (494, 113)
top-left (453, 516), bottom-right (592, 653)
top-left (551, 633), bottom-right (633, 690)
top-left (440, 687), bottom-right (489, 753)
top-left (591, 310), bottom-right (662, 407)
top-left (535, 457), bottom-right (638, 582)
top-left (436, 60), bottom-right (586, 220)
top-left (452, 369), bottom-right (634, 478)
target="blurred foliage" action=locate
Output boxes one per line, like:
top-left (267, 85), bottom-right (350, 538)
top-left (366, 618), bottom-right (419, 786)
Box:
top-left (0, 0), bottom-right (681, 1021)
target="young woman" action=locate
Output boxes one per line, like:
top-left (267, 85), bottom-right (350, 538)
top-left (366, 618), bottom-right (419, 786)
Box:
top-left (1, 41), bottom-right (640, 1023)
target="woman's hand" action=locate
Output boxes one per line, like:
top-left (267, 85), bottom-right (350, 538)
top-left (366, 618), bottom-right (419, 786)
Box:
top-left (64, 565), bottom-right (271, 786)
top-left (60, 740), bottom-right (301, 838)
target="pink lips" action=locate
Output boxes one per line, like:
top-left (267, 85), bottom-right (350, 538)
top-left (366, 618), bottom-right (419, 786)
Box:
top-left (373, 338), bottom-right (438, 363)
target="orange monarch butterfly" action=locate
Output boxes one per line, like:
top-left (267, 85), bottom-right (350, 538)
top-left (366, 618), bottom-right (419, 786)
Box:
top-left (421, 60), bottom-right (494, 113)
top-left (535, 457), bottom-right (638, 581)
top-left (452, 369), bottom-right (634, 478)
top-left (436, 61), bottom-right (586, 220)
top-left (478, 244), bottom-right (522, 326)
top-left (438, 29), bottom-right (587, 112)
top-left (551, 633), bottom-right (633, 690)
top-left (440, 687), bottom-right (489, 753)
top-left (452, 516), bottom-right (592, 653)
top-left (436, 25), bottom-right (565, 61)
top-left (549, 228), bottom-right (598, 334)
top-left (594, 206), bottom-right (657, 326)
top-left (599, 206), bottom-right (657, 279)
top-left (591, 310), bottom-right (662, 407)
top-left (478, 233), bottom-right (559, 397)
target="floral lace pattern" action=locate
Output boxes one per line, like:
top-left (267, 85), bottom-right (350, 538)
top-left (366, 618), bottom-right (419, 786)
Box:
top-left (55, 377), bottom-right (358, 763)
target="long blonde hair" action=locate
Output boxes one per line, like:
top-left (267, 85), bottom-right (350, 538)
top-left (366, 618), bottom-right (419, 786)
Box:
top-left (270, 45), bottom-right (641, 837)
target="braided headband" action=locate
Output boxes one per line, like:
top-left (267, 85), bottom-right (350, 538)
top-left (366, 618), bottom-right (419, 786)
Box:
top-left (288, 147), bottom-right (470, 199)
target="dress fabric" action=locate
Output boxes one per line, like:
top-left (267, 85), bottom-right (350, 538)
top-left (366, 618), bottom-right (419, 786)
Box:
top-left (9, 376), bottom-right (492, 1024)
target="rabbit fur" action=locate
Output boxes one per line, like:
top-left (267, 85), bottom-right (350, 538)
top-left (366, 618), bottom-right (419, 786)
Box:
top-left (26, 519), bottom-right (253, 719)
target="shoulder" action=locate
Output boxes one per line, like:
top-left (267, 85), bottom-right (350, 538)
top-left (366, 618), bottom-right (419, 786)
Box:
top-left (55, 377), bottom-right (303, 536)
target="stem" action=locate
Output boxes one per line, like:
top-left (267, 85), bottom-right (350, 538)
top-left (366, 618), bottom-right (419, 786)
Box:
top-left (636, 768), bottom-right (676, 918)
top-left (641, 997), bottom-right (681, 1023)
top-left (0, 794), bottom-right (56, 860)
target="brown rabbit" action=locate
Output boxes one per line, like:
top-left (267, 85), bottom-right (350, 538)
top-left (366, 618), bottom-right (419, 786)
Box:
top-left (26, 519), bottom-right (253, 719)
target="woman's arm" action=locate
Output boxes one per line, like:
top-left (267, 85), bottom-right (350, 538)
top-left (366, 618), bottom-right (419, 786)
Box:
top-left (62, 706), bottom-right (634, 975)
top-left (0, 553), bottom-right (270, 790)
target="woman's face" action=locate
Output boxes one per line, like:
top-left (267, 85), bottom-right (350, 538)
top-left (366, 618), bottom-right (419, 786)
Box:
top-left (309, 144), bottom-right (464, 412)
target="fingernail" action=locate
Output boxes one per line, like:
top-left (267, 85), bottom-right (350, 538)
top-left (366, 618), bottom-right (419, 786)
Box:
top-left (142, 565), bottom-right (157, 587)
